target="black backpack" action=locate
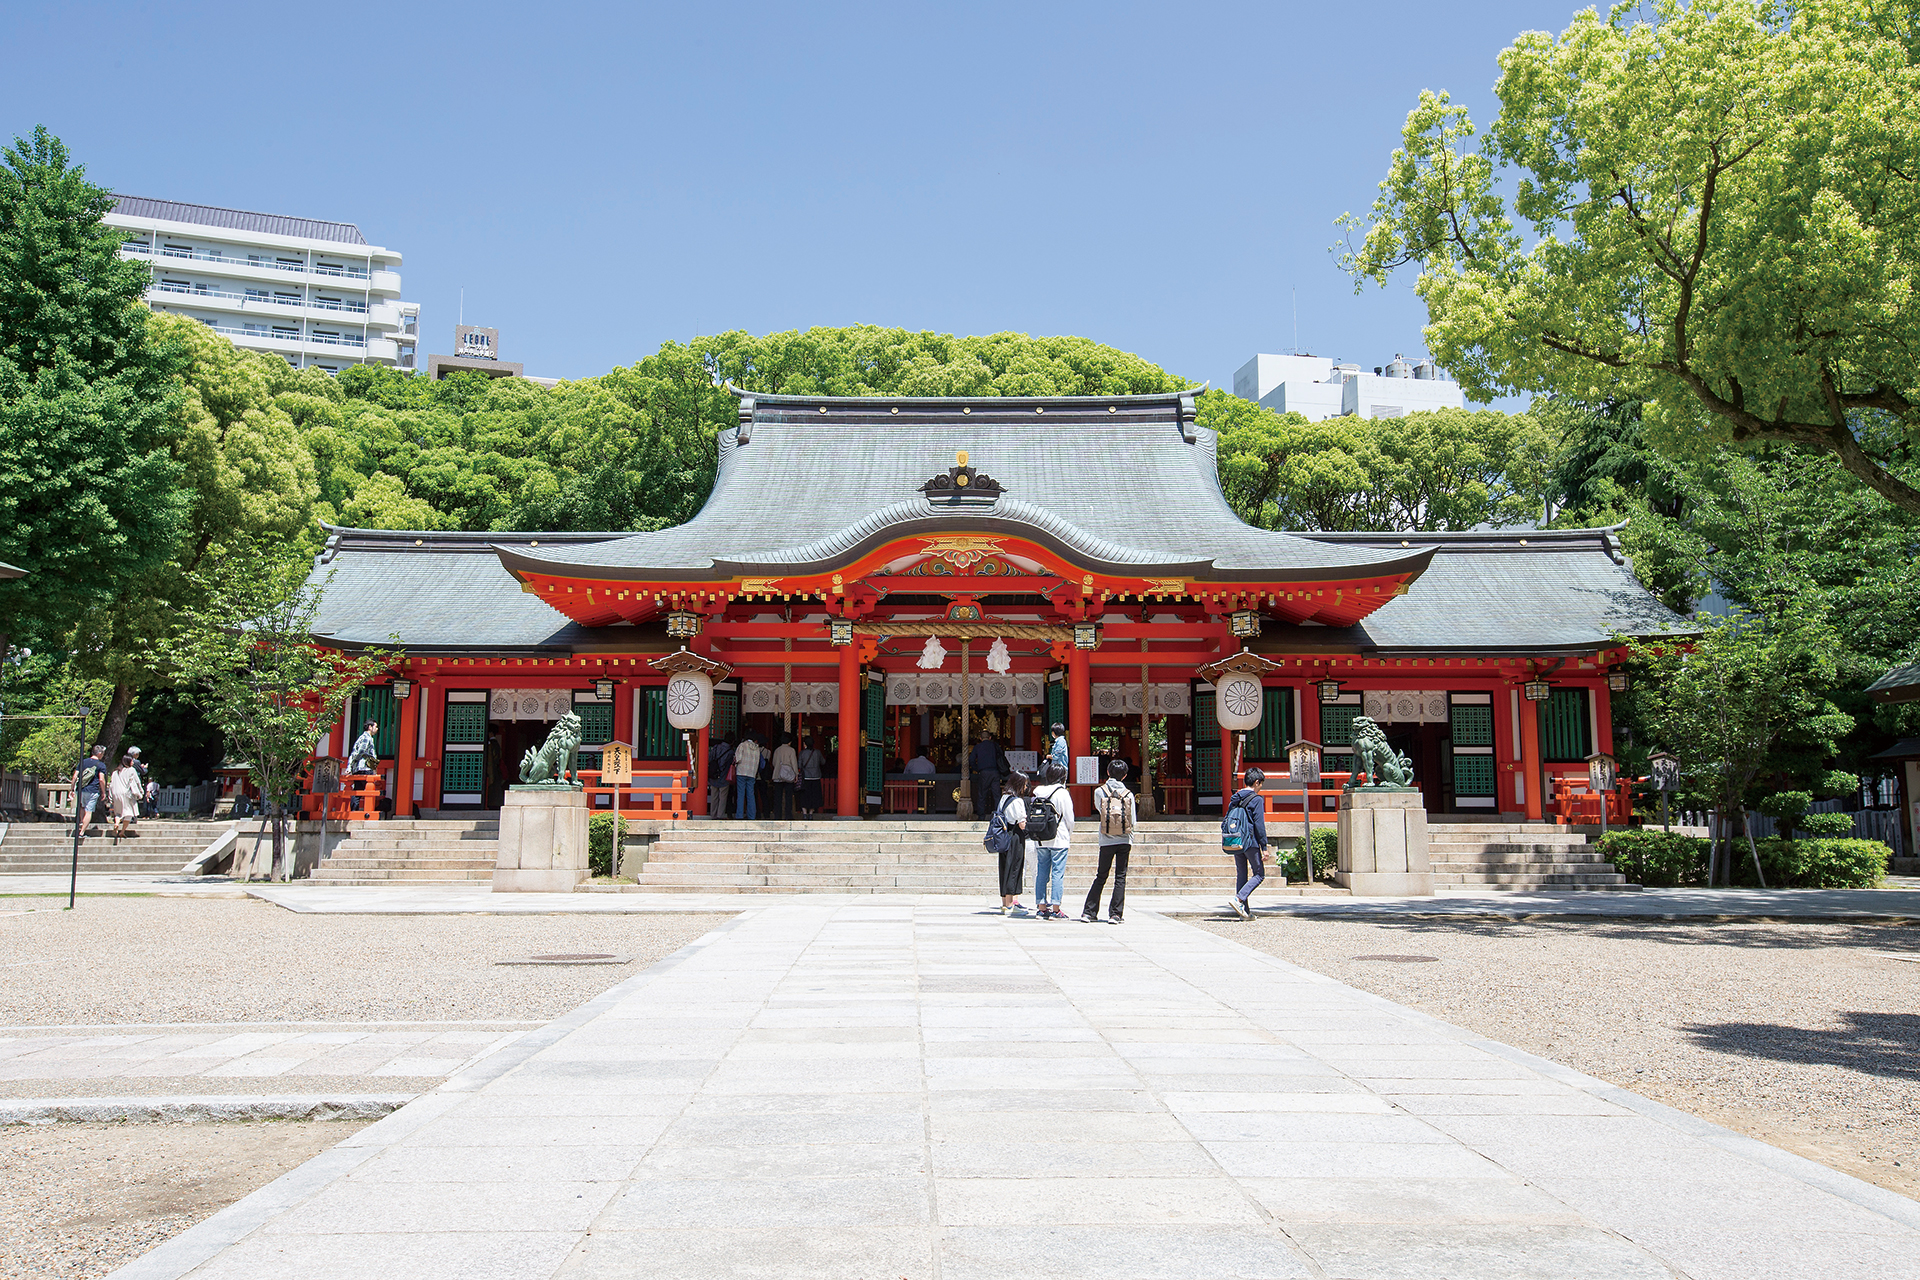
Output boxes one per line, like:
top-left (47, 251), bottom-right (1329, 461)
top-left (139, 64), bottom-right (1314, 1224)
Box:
top-left (1026, 787), bottom-right (1062, 843)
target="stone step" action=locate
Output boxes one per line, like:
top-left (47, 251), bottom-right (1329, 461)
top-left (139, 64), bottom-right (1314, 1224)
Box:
top-left (1432, 871), bottom-right (1633, 885)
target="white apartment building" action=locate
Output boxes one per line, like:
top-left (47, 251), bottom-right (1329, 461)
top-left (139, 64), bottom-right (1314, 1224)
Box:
top-left (103, 196), bottom-right (419, 373)
top-left (1233, 352), bottom-right (1465, 421)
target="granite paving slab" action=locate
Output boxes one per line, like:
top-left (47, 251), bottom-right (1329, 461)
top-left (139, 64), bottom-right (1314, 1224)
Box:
top-left (108, 901), bottom-right (1920, 1280)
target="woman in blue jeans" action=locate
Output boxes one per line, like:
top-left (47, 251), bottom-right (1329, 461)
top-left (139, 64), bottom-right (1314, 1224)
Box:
top-left (1029, 761), bottom-right (1076, 919)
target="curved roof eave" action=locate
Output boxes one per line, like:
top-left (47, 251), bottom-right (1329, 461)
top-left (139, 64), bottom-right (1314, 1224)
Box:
top-left (492, 500), bottom-right (1436, 586)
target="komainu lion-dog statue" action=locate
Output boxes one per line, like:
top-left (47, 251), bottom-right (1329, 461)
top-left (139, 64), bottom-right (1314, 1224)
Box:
top-left (1350, 715), bottom-right (1416, 788)
top-left (518, 712), bottom-right (583, 785)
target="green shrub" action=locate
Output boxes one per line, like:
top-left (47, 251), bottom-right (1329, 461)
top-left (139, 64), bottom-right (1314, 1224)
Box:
top-left (588, 812), bottom-right (626, 878)
top-left (1729, 836), bottom-right (1888, 889)
top-left (1594, 829), bottom-right (1706, 887)
top-left (1280, 827), bottom-right (1340, 883)
top-left (1797, 811), bottom-right (1856, 838)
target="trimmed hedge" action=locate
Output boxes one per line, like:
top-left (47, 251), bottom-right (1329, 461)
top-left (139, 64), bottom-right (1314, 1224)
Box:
top-left (1281, 827), bottom-right (1340, 883)
top-left (1797, 811), bottom-right (1857, 838)
top-left (1594, 829), bottom-right (1706, 888)
top-left (1595, 828), bottom-right (1889, 889)
top-left (588, 812), bottom-right (626, 878)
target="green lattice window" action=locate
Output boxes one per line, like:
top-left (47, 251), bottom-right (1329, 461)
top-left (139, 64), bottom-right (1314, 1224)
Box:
top-left (1450, 703), bottom-right (1493, 748)
top-left (713, 685), bottom-right (739, 739)
top-left (1192, 681), bottom-right (1220, 796)
top-left (442, 750), bottom-right (484, 793)
top-left (353, 686), bottom-right (397, 757)
top-left (1452, 752), bottom-right (1496, 797)
top-left (1046, 676), bottom-right (1067, 731)
top-left (638, 687), bottom-right (679, 759)
top-left (1540, 688), bottom-right (1591, 762)
top-left (1321, 703), bottom-right (1360, 776)
top-left (575, 701), bottom-right (614, 745)
top-left (1245, 688), bottom-right (1294, 759)
top-left (862, 677), bottom-right (885, 795)
top-left (444, 701), bottom-right (486, 745)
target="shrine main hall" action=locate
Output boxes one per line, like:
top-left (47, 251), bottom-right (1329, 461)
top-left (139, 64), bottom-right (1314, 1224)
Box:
top-left (305, 389), bottom-right (1679, 822)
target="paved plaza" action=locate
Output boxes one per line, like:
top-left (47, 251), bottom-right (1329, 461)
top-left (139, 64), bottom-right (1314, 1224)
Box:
top-left (105, 898), bottom-right (1920, 1280)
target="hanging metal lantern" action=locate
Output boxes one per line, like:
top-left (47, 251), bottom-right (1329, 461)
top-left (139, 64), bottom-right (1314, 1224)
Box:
top-left (1607, 670), bottom-right (1629, 692)
top-left (1072, 620), bottom-right (1102, 650)
top-left (828, 617), bottom-right (854, 646)
top-left (1524, 678), bottom-right (1552, 702)
top-left (665, 611), bottom-right (701, 639)
top-left (1316, 678), bottom-right (1344, 704)
top-left (1215, 674), bottom-right (1265, 732)
top-left (1229, 610), bottom-right (1261, 638)
top-left (664, 671), bottom-right (714, 730)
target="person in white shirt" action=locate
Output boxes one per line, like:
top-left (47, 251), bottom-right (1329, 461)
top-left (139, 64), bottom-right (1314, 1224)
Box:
top-left (1028, 761), bottom-right (1076, 919)
top-left (903, 753), bottom-right (937, 776)
top-left (769, 733), bottom-right (799, 820)
top-left (993, 771), bottom-right (1030, 915)
top-left (1082, 758), bottom-right (1137, 923)
top-left (734, 733), bottom-right (763, 819)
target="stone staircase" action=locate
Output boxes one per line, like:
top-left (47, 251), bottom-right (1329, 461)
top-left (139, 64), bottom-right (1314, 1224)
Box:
top-left (306, 819), bottom-right (500, 885)
top-left (613, 819), bottom-right (1329, 896)
top-left (0, 820), bottom-right (227, 875)
top-left (1427, 821), bottom-right (1638, 892)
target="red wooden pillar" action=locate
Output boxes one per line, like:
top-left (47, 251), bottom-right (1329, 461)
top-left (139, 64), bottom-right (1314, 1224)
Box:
top-left (1298, 684), bottom-right (1321, 746)
top-left (394, 680), bottom-right (419, 817)
top-left (1219, 720), bottom-right (1234, 804)
top-left (837, 642), bottom-right (860, 817)
top-left (421, 681), bottom-right (446, 813)
top-left (1519, 690), bottom-right (1544, 822)
top-left (1068, 646), bottom-right (1091, 810)
top-left (1595, 681), bottom-right (1615, 756)
top-left (691, 639), bottom-right (715, 817)
top-left (1491, 683), bottom-right (1518, 816)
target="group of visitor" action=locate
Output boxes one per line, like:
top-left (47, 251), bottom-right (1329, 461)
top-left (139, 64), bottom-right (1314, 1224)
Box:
top-left (984, 752), bottom-right (1146, 923)
top-left (70, 743), bottom-right (155, 839)
top-left (708, 731), bottom-right (827, 819)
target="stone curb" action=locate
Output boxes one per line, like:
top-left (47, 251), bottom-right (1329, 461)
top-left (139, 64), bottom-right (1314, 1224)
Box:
top-left (0, 1095), bottom-right (415, 1125)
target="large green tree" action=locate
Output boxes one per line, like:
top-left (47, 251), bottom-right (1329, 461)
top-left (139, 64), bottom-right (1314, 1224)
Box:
top-left (0, 126), bottom-right (186, 665)
top-left (1201, 391), bottom-right (1552, 530)
top-left (1339, 0), bottom-right (1920, 513)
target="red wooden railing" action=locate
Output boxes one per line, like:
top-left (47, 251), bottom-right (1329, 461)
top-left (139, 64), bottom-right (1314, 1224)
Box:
top-left (580, 769), bottom-right (691, 820)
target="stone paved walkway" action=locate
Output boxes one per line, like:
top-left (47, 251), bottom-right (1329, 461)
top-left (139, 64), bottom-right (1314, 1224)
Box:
top-left (113, 900), bottom-right (1920, 1280)
top-left (0, 1024), bottom-right (533, 1087)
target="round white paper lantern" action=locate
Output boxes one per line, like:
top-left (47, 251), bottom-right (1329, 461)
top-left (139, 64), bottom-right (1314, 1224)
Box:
top-left (1215, 675), bottom-right (1265, 732)
top-left (664, 672), bottom-right (714, 730)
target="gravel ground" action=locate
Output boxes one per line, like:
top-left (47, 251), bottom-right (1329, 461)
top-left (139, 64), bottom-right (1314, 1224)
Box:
top-left (0, 897), bottom-right (728, 1025)
top-left (1207, 914), bottom-right (1920, 1200)
top-left (0, 1119), bottom-right (370, 1280)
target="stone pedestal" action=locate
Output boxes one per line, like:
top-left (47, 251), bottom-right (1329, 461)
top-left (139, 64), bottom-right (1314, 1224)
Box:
top-left (493, 787), bottom-right (590, 892)
top-left (1335, 789), bottom-right (1434, 896)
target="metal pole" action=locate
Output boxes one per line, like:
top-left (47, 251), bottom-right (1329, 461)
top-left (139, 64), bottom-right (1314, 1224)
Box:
top-left (1660, 792), bottom-right (1669, 834)
top-left (1301, 788), bottom-right (1313, 883)
top-left (68, 817), bottom-right (79, 910)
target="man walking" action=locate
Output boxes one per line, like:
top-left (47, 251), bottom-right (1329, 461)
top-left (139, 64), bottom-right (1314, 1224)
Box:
top-left (1082, 758), bottom-right (1136, 923)
top-left (348, 721), bottom-right (380, 774)
top-left (1224, 767), bottom-right (1269, 919)
top-left (71, 744), bottom-right (108, 837)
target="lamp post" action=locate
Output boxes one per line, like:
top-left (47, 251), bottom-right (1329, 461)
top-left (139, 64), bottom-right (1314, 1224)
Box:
top-left (1648, 750), bottom-right (1680, 833)
top-left (1288, 739), bottom-right (1323, 881)
top-left (1586, 751), bottom-right (1617, 837)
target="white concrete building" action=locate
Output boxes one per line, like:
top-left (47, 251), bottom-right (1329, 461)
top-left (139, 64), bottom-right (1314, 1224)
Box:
top-left (103, 196), bottom-right (419, 373)
top-left (1233, 352), bottom-right (1465, 421)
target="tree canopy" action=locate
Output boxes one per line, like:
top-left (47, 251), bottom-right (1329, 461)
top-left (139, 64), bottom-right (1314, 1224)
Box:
top-left (1339, 0), bottom-right (1920, 513)
top-left (1201, 391), bottom-right (1552, 531)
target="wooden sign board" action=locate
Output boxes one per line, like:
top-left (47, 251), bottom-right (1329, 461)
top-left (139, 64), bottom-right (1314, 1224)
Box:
top-left (600, 741), bottom-right (633, 783)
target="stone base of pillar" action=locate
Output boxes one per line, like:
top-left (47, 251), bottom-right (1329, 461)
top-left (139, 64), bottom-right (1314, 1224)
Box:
top-left (1334, 789), bottom-right (1434, 897)
top-left (493, 787), bottom-right (590, 892)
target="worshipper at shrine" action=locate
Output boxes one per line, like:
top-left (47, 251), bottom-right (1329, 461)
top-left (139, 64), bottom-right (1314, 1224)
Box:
top-left (1225, 767), bottom-right (1270, 920)
top-left (904, 751), bottom-right (937, 776)
top-left (769, 733), bottom-right (799, 820)
top-left (708, 734), bottom-right (735, 818)
top-left (734, 732), bottom-right (762, 819)
top-left (1083, 758), bottom-right (1136, 924)
top-left (993, 771), bottom-right (1030, 916)
top-left (1049, 723), bottom-right (1069, 775)
top-left (969, 732), bottom-right (1003, 818)
top-left (1029, 761), bottom-right (1075, 919)
top-left (797, 737), bottom-right (825, 815)
top-left (109, 753), bottom-right (143, 838)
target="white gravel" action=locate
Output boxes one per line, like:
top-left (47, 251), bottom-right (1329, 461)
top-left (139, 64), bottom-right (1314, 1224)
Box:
top-left (1207, 914), bottom-right (1920, 1200)
top-left (0, 1119), bottom-right (370, 1280)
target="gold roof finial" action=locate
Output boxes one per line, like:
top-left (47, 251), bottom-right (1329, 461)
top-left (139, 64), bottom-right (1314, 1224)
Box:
top-left (956, 450), bottom-right (968, 468)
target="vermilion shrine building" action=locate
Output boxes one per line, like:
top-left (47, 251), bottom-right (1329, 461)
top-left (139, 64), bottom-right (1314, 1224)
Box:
top-left (305, 390), bottom-right (1680, 822)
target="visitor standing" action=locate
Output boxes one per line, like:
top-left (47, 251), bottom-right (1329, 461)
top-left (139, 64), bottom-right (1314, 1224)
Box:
top-left (1082, 758), bottom-right (1136, 923)
top-left (969, 732), bottom-right (1001, 817)
top-left (1223, 767), bottom-right (1269, 920)
top-left (734, 732), bottom-right (762, 819)
top-left (347, 721), bottom-right (379, 774)
top-left (127, 746), bottom-right (154, 816)
top-left (985, 770), bottom-right (1029, 915)
top-left (108, 753), bottom-right (143, 838)
top-left (71, 745), bottom-right (108, 837)
top-left (708, 734), bottom-right (735, 818)
top-left (769, 733), bottom-right (798, 820)
top-left (797, 736), bottom-right (825, 815)
top-left (1028, 761), bottom-right (1075, 919)
top-left (1049, 723), bottom-right (1069, 776)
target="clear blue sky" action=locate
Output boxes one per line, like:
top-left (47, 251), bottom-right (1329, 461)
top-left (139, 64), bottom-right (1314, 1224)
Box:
top-left (6, 1), bottom-right (1579, 391)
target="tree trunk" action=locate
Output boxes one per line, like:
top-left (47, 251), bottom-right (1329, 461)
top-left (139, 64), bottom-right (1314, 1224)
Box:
top-left (97, 681), bottom-right (135, 766)
top-left (271, 802), bottom-right (287, 881)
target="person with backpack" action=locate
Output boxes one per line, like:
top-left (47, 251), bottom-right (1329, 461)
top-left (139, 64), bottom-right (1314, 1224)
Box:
top-left (1082, 758), bottom-right (1137, 923)
top-left (707, 734), bottom-right (735, 818)
top-left (71, 744), bottom-right (108, 838)
top-left (769, 732), bottom-right (798, 819)
top-left (983, 770), bottom-right (1030, 916)
top-left (1028, 761), bottom-right (1075, 919)
top-left (1221, 766), bottom-right (1270, 919)
top-left (733, 732), bottom-right (762, 819)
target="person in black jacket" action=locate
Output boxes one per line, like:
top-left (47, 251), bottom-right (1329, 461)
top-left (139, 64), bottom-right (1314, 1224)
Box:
top-left (1227, 767), bottom-right (1269, 920)
top-left (969, 733), bottom-right (1002, 818)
